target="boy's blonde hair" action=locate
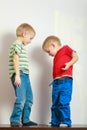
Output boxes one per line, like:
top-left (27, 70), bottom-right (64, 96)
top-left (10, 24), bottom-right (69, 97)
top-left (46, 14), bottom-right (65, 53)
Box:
top-left (16, 23), bottom-right (36, 37)
top-left (42, 35), bottom-right (61, 51)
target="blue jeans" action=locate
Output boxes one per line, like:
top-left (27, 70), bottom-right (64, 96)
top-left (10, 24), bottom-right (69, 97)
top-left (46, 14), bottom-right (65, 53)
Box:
top-left (10, 71), bottom-right (33, 124)
top-left (51, 77), bottom-right (73, 126)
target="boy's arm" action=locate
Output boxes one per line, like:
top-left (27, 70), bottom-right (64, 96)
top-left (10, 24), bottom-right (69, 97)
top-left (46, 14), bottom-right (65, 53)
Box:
top-left (62, 51), bottom-right (79, 70)
top-left (13, 53), bottom-right (21, 86)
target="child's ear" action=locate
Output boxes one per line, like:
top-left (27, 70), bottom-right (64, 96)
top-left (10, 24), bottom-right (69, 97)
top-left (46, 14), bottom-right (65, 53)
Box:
top-left (22, 31), bottom-right (26, 37)
top-left (51, 43), bottom-right (55, 47)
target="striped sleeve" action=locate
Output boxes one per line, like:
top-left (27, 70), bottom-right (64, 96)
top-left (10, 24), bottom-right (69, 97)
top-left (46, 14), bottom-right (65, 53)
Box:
top-left (10, 42), bottom-right (22, 56)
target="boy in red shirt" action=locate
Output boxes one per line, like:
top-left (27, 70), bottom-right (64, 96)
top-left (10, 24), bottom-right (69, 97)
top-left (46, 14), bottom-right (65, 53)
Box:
top-left (42, 36), bottom-right (78, 127)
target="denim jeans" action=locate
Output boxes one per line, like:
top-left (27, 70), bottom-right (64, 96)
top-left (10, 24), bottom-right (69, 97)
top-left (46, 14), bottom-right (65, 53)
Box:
top-left (10, 71), bottom-right (33, 124)
top-left (51, 77), bottom-right (73, 126)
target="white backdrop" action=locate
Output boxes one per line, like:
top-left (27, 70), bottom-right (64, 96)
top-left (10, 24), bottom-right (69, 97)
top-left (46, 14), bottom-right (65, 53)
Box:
top-left (0, 0), bottom-right (87, 125)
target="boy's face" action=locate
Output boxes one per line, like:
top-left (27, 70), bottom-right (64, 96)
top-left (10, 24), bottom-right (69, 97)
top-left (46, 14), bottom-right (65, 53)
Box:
top-left (45, 43), bottom-right (59, 57)
top-left (23, 31), bottom-right (35, 45)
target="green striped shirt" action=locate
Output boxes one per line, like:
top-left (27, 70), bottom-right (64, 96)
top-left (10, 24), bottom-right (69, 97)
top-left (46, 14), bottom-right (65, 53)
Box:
top-left (9, 40), bottom-right (29, 77)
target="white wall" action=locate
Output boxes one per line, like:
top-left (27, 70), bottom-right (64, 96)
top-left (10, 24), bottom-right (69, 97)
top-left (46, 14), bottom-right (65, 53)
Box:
top-left (0, 0), bottom-right (87, 125)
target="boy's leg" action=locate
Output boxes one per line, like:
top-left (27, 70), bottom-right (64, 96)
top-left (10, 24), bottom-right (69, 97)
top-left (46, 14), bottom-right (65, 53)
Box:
top-left (22, 75), bottom-right (37, 126)
top-left (22, 75), bottom-right (33, 123)
top-left (10, 71), bottom-right (26, 124)
top-left (58, 78), bottom-right (73, 127)
top-left (51, 80), bottom-right (61, 126)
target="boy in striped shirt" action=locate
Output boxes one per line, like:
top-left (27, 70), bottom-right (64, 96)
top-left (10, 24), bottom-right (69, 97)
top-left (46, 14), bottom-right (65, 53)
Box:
top-left (9, 23), bottom-right (37, 127)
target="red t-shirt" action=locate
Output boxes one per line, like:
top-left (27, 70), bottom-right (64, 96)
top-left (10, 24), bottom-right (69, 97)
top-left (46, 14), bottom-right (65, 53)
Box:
top-left (53, 45), bottom-right (74, 79)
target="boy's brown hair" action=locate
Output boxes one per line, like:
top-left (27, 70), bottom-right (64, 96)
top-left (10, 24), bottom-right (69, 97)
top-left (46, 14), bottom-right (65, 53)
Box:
top-left (42, 35), bottom-right (61, 51)
top-left (16, 23), bottom-right (36, 37)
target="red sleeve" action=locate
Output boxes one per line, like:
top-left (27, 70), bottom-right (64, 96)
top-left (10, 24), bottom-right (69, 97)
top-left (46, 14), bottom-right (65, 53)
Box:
top-left (65, 45), bottom-right (73, 57)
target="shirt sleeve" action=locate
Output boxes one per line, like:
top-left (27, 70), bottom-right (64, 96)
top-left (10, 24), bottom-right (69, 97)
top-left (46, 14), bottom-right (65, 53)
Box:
top-left (12, 43), bottom-right (22, 56)
top-left (65, 45), bottom-right (74, 57)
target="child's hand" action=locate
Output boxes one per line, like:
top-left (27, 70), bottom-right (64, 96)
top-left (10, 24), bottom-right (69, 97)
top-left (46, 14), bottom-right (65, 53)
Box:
top-left (62, 62), bottom-right (70, 70)
top-left (14, 75), bottom-right (21, 87)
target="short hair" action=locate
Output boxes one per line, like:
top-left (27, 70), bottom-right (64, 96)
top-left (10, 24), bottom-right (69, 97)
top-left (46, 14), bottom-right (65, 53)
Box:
top-left (42, 35), bottom-right (61, 51)
top-left (16, 23), bottom-right (36, 37)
